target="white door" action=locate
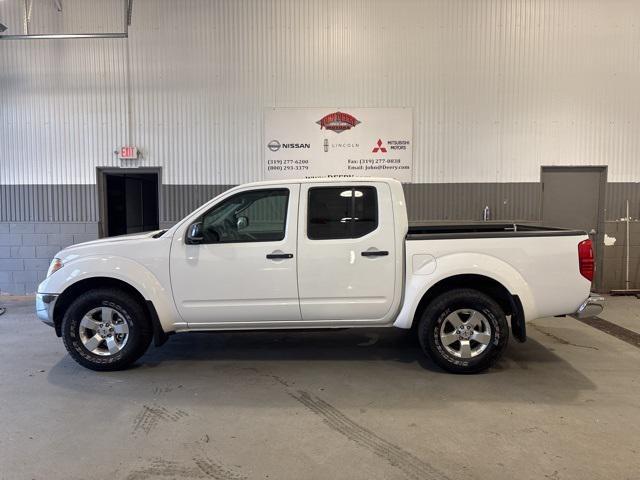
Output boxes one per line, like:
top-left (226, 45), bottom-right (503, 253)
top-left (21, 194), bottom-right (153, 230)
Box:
top-left (170, 185), bottom-right (300, 326)
top-left (297, 182), bottom-right (396, 322)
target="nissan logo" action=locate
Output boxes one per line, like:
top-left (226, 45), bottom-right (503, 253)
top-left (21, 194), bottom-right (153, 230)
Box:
top-left (267, 140), bottom-right (281, 152)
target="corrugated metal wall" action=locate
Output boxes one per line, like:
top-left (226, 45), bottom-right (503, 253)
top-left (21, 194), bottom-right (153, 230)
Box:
top-left (1, 0), bottom-right (640, 204)
top-left (0, 37), bottom-right (127, 184)
top-left (2, 182), bottom-right (637, 223)
top-left (0, 184), bottom-right (97, 222)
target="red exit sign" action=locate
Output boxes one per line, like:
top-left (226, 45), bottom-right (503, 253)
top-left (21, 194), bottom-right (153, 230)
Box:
top-left (119, 146), bottom-right (138, 159)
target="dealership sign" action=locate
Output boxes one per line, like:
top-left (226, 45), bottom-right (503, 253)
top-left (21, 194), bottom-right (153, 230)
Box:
top-left (264, 108), bottom-right (413, 182)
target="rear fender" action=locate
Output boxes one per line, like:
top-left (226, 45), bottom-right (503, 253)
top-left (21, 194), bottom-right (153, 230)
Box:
top-left (394, 252), bottom-right (536, 329)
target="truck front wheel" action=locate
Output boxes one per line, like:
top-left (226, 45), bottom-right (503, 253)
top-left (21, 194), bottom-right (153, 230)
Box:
top-left (61, 288), bottom-right (153, 371)
top-left (418, 288), bottom-right (509, 373)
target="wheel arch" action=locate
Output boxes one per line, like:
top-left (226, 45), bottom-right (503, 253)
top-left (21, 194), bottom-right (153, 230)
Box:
top-left (409, 274), bottom-right (526, 342)
top-left (52, 277), bottom-right (168, 345)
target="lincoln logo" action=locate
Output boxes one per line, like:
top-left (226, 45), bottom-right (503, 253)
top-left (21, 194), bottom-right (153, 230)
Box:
top-left (316, 111), bottom-right (361, 133)
top-left (372, 139), bottom-right (387, 153)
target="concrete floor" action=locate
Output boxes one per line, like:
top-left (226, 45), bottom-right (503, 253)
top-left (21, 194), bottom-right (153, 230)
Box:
top-left (1, 296), bottom-right (639, 480)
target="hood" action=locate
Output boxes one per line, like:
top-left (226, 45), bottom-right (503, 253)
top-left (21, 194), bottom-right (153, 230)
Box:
top-left (62, 230), bottom-right (166, 251)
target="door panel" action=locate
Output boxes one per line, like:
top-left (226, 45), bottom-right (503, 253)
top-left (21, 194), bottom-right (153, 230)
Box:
top-left (542, 168), bottom-right (602, 231)
top-left (541, 166), bottom-right (606, 290)
top-left (170, 185), bottom-right (300, 325)
top-left (297, 182), bottom-right (396, 322)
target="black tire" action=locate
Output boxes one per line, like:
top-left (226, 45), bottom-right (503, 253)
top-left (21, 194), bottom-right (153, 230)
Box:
top-left (61, 288), bottom-right (153, 371)
top-left (418, 288), bottom-right (509, 374)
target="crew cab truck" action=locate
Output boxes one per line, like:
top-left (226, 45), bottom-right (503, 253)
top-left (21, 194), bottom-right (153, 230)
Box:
top-left (36, 177), bottom-right (604, 373)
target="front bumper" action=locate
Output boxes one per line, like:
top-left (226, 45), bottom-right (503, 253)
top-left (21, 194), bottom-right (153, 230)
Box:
top-left (36, 293), bottom-right (59, 327)
top-left (571, 294), bottom-right (605, 319)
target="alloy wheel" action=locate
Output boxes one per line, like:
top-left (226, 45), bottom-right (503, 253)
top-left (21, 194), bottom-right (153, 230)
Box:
top-left (78, 306), bottom-right (130, 356)
top-left (439, 309), bottom-right (492, 359)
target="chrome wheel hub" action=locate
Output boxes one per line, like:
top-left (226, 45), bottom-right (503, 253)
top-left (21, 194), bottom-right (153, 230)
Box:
top-left (439, 309), bottom-right (492, 359)
top-left (456, 324), bottom-right (474, 340)
top-left (78, 306), bottom-right (129, 356)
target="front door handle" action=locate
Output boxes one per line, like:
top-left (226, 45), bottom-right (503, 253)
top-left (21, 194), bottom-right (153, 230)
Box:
top-left (361, 250), bottom-right (389, 257)
top-left (266, 253), bottom-right (294, 259)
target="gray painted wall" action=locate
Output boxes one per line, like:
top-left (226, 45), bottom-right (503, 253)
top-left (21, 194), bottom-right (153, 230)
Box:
top-left (0, 185), bottom-right (98, 222)
top-left (605, 184), bottom-right (640, 221)
top-left (2, 182), bottom-right (639, 222)
top-left (603, 221), bottom-right (640, 291)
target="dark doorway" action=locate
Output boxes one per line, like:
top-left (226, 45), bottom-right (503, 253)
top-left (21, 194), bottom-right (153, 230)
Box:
top-left (541, 166), bottom-right (607, 291)
top-left (99, 169), bottom-right (160, 237)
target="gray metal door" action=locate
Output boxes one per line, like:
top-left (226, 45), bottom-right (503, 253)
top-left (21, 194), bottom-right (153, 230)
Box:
top-left (541, 166), bottom-right (606, 291)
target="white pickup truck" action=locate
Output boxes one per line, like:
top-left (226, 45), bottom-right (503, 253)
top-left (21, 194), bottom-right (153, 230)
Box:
top-left (36, 177), bottom-right (603, 373)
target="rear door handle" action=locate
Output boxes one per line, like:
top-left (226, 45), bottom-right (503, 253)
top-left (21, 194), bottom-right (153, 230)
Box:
top-left (361, 250), bottom-right (389, 257)
top-left (266, 253), bottom-right (294, 259)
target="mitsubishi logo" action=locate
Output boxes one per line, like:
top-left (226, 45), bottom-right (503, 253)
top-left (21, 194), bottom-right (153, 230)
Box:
top-left (372, 139), bottom-right (387, 153)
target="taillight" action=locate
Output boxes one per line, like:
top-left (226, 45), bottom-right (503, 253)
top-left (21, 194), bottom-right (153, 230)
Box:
top-left (578, 239), bottom-right (594, 281)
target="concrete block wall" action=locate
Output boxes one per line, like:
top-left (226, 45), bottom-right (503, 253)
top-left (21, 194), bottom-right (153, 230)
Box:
top-left (0, 222), bottom-right (99, 294)
top-left (602, 221), bottom-right (640, 291)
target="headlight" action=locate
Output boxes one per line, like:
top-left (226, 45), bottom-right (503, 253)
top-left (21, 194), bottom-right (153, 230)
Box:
top-left (47, 258), bottom-right (63, 277)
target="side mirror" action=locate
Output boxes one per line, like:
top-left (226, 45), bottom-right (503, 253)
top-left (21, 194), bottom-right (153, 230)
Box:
top-left (185, 221), bottom-right (204, 244)
top-left (236, 215), bottom-right (249, 230)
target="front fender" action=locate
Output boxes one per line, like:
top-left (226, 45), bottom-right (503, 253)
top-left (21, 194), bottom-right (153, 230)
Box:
top-left (38, 255), bottom-right (180, 333)
top-left (394, 252), bottom-right (537, 329)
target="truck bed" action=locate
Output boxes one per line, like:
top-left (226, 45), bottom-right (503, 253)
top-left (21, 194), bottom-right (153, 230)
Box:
top-left (407, 223), bottom-right (586, 240)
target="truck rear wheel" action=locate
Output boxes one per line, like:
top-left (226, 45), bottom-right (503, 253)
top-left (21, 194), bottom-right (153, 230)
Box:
top-left (61, 288), bottom-right (153, 371)
top-left (418, 288), bottom-right (509, 373)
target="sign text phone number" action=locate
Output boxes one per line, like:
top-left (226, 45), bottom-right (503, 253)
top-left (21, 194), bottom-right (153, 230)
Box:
top-left (267, 159), bottom-right (310, 165)
top-left (267, 165), bottom-right (310, 171)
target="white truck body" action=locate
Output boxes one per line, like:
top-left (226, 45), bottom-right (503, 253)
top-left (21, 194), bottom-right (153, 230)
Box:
top-left (36, 177), bottom-right (603, 372)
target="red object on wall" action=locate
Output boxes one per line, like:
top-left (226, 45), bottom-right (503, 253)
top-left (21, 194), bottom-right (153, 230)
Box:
top-left (372, 139), bottom-right (387, 153)
top-left (119, 146), bottom-right (138, 159)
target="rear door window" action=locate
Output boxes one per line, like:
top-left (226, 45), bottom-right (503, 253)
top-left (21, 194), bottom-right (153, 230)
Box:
top-left (307, 186), bottom-right (378, 240)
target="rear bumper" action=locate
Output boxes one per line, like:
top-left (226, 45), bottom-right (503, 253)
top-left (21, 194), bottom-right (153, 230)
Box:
top-left (36, 293), bottom-right (59, 327)
top-left (571, 294), bottom-right (605, 319)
